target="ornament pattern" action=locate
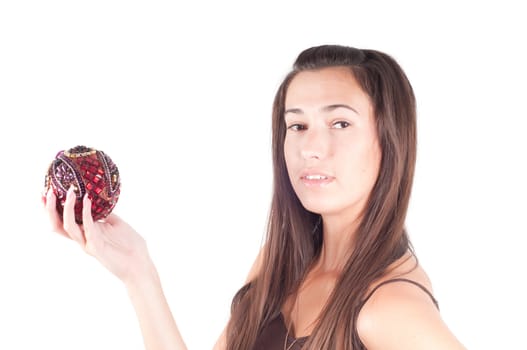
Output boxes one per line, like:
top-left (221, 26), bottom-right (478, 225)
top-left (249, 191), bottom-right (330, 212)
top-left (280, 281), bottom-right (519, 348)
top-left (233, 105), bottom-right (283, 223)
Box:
top-left (45, 146), bottom-right (121, 224)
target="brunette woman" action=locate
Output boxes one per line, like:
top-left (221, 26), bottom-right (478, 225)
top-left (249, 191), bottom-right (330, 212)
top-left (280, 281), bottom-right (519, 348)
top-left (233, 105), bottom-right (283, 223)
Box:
top-left (44, 45), bottom-right (466, 350)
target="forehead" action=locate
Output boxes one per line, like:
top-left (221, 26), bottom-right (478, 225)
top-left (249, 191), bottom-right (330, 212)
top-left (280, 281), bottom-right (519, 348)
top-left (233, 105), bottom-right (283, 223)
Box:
top-left (285, 66), bottom-right (371, 111)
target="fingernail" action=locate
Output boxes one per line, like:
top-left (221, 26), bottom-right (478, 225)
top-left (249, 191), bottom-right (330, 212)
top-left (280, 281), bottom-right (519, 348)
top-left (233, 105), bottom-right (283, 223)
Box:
top-left (67, 185), bottom-right (75, 197)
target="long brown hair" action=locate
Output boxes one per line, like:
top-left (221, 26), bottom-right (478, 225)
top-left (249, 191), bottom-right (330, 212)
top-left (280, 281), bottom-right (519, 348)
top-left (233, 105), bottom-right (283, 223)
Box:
top-left (226, 45), bottom-right (417, 349)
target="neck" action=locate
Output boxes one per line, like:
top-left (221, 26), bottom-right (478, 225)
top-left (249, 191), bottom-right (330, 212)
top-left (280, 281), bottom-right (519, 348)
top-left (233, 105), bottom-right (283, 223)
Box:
top-left (315, 213), bottom-right (361, 273)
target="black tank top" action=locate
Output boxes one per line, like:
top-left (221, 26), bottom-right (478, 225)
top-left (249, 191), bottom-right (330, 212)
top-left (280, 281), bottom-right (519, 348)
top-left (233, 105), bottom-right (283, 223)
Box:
top-left (251, 278), bottom-right (438, 350)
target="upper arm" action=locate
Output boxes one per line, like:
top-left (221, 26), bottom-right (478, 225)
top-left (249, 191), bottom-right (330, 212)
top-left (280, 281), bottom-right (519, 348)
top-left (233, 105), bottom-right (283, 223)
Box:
top-left (357, 282), bottom-right (466, 350)
top-left (213, 245), bottom-right (266, 350)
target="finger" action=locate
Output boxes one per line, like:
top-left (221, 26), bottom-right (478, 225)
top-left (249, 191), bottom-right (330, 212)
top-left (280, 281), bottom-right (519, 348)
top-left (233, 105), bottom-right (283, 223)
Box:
top-left (82, 194), bottom-right (102, 256)
top-left (62, 185), bottom-right (86, 246)
top-left (82, 194), bottom-right (95, 241)
top-left (45, 187), bottom-right (70, 239)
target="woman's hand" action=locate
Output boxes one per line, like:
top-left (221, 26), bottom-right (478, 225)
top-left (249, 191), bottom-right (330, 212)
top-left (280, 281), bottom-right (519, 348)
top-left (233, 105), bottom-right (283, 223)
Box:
top-left (43, 186), bottom-right (154, 286)
top-left (43, 187), bottom-right (189, 350)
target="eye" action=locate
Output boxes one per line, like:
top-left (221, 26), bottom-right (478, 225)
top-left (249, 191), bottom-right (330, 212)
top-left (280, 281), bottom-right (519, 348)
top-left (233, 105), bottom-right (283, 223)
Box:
top-left (287, 123), bottom-right (307, 131)
top-left (332, 121), bottom-right (350, 129)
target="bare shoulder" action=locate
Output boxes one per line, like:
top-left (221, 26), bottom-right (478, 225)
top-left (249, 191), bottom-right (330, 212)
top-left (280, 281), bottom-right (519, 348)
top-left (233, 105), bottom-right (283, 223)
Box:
top-left (245, 243), bottom-right (266, 283)
top-left (213, 246), bottom-right (266, 350)
top-left (356, 254), bottom-right (466, 350)
top-left (213, 328), bottom-right (226, 350)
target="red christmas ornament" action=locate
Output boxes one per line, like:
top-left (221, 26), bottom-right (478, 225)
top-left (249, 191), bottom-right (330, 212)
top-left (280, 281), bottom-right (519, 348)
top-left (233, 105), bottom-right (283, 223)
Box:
top-left (44, 145), bottom-right (121, 224)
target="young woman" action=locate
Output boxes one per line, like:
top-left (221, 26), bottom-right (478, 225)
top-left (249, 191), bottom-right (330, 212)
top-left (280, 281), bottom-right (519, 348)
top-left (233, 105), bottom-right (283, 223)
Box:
top-left (43, 45), bottom-right (466, 349)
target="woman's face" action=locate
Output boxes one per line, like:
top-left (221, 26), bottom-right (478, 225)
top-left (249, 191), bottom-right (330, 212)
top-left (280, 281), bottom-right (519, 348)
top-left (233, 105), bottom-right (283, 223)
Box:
top-left (284, 66), bottom-right (381, 219)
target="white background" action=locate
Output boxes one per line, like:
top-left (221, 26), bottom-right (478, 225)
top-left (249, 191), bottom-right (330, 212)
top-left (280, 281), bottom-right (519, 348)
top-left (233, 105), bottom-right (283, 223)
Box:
top-left (1, 1), bottom-right (526, 349)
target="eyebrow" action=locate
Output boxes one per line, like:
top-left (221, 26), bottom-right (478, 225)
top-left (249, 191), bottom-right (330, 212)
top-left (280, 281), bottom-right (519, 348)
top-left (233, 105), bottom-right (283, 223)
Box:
top-left (284, 104), bottom-right (360, 116)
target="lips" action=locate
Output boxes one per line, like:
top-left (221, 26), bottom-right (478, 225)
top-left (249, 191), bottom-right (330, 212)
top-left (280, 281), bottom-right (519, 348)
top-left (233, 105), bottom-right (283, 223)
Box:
top-left (299, 170), bottom-right (335, 186)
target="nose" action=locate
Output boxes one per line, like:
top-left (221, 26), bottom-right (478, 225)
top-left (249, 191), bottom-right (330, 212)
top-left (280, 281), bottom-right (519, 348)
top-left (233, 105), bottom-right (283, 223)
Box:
top-left (300, 127), bottom-right (329, 160)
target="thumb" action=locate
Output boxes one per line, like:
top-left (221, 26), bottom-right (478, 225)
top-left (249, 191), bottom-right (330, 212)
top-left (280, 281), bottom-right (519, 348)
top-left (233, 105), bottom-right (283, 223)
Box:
top-left (102, 212), bottom-right (122, 226)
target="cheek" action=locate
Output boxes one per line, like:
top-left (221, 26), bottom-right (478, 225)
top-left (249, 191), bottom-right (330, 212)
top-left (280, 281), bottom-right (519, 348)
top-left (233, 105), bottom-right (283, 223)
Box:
top-left (360, 143), bottom-right (381, 185)
top-left (340, 139), bottom-right (381, 186)
top-left (283, 137), bottom-right (304, 194)
top-left (283, 137), bottom-right (295, 170)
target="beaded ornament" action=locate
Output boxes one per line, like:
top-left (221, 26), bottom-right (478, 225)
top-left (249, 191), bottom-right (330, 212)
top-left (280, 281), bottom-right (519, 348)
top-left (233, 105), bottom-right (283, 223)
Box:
top-left (44, 145), bottom-right (121, 224)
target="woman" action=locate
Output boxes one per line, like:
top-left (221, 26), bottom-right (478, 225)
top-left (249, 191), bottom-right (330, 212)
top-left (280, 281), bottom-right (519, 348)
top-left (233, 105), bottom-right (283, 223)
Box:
top-left (43, 45), bottom-right (465, 349)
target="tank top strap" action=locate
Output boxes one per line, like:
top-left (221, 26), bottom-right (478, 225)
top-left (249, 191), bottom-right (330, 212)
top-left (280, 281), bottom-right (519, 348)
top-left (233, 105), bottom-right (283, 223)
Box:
top-left (362, 277), bottom-right (439, 309)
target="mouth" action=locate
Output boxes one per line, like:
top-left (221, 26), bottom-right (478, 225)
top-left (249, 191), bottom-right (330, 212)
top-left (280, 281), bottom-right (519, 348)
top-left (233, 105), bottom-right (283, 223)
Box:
top-left (303, 174), bottom-right (329, 180)
top-left (300, 173), bottom-right (334, 186)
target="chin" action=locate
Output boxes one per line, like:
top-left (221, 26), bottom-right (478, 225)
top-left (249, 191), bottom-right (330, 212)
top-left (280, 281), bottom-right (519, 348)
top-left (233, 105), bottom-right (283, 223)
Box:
top-left (298, 194), bottom-right (364, 219)
top-left (298, 197), bottom-right (338, 215)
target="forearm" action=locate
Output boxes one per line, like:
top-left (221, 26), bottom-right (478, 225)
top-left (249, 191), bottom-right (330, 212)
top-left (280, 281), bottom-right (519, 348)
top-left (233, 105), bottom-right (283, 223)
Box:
top-left (126, 264), bottom-right (187, 350)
